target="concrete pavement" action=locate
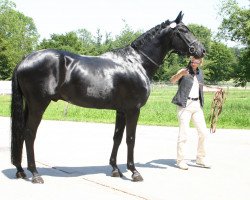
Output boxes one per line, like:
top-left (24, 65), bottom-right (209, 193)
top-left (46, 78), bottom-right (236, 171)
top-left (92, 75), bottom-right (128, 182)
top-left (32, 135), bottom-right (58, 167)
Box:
top-left (1, 116), bottom-right (250, 200)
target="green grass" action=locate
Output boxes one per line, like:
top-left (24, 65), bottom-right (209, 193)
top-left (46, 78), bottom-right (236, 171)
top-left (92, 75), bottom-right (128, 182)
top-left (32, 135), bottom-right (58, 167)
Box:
top-left (0, 85), bottom-right (249, 129)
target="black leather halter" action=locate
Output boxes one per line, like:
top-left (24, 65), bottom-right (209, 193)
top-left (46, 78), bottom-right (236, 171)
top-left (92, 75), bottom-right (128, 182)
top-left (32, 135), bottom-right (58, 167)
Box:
top-left (175, 25), bottom-right (197, 54)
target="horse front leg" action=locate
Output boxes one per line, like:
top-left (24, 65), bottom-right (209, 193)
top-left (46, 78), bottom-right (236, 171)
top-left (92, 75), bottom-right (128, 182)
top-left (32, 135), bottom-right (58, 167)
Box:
top-left (110, 111), bottom-right (126, 177)
top-left (126, 109), bottom-right (143, 182)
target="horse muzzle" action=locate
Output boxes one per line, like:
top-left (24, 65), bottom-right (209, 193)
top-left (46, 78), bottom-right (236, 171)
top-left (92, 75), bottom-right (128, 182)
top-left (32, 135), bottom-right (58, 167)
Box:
top-left (190, 44), bottom-right (206, 58)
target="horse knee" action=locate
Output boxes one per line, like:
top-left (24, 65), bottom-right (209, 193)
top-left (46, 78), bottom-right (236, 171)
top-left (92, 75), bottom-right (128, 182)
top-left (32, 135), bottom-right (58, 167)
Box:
top-left (126, 136), bottom-right (135, 145)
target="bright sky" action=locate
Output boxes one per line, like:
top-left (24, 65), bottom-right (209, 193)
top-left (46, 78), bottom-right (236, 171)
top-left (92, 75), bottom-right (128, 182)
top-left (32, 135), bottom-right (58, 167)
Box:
top-left (12, 0), bottom-right (249, 41)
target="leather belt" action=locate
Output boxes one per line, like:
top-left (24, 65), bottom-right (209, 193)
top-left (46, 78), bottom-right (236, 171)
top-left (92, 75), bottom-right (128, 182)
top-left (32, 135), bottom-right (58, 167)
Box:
top-left (188, 97), bottom-right (199, 101)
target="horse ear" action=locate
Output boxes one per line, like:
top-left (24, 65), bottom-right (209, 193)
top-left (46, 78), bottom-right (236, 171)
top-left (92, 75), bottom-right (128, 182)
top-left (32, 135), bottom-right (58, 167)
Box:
top-left (175, 11), bottom-right (184, 24)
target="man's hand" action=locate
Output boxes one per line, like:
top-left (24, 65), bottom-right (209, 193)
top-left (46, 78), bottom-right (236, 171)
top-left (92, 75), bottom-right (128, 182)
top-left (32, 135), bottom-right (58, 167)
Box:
top-left (170, 68), bottom-right (189, 84)
top-left (179, 68), bottom-right (189, 77)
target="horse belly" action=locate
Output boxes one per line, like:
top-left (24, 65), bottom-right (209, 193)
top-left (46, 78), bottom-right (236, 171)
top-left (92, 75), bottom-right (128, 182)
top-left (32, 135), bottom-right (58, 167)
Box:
top-left (60, 79), bottom-right (150, 110)
top-left (59, 62), bottom-right (151, 110)
top-left (59, 80), bottom-right (115, 109)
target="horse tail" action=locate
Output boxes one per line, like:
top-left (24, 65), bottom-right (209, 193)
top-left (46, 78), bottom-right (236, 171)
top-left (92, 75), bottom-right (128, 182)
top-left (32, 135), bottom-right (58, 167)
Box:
top-left (11, 67), bottom-right (25, 166)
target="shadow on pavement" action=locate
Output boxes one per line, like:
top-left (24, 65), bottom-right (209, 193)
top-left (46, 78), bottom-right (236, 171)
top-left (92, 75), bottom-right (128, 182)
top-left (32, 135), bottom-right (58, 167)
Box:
top-left (2, 159), bottom-right (177, 180)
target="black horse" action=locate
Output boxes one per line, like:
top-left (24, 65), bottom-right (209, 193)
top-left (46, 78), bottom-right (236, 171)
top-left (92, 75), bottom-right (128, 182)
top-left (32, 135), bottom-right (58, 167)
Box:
top-left (11, 12), bottom-right (205, 183)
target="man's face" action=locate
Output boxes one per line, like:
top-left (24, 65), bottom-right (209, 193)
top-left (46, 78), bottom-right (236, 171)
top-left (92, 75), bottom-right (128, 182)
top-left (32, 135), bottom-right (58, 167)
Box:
top-left (191, 59), bottom-right (201, 69)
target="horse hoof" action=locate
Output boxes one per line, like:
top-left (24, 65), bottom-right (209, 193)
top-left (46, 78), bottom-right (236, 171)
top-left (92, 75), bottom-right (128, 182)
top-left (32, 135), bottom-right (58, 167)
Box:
top-left (32, 176), bottom-right (44, 184)
top-left (16, 171), bottom-right (27, 179)
top-left (132, 172), bottom-right (143, 182)
top-left (111, 169), bottom-right (123, 177)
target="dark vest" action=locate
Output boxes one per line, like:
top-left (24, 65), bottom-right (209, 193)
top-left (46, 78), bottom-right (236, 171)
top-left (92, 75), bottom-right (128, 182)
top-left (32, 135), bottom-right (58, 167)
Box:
top-left (172, 67), bottom-right (204, 108)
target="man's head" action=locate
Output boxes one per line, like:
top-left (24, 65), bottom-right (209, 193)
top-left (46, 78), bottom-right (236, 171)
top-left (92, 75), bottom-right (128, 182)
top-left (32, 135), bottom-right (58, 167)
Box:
top-left (190, 56), bottom-right (203, 69)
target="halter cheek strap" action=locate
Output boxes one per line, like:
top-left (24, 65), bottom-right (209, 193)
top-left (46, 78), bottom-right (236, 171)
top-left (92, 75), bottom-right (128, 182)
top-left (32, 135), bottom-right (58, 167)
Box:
top-left (175, 28), bottom-right (197, 54)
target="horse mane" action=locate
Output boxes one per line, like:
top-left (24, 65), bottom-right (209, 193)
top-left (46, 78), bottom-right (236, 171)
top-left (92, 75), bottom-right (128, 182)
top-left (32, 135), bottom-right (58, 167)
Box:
top-left (131, 20), bottom-right (171, 49)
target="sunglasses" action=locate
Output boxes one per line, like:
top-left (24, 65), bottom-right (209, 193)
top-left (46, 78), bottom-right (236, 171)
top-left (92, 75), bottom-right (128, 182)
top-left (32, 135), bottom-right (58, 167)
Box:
top-left (191, 61), bottom-right (201, 64)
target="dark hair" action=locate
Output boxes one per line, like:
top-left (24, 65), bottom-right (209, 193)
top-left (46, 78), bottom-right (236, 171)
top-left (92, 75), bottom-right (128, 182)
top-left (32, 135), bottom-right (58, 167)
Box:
top-left (186, 61), bottom-right (196, 75)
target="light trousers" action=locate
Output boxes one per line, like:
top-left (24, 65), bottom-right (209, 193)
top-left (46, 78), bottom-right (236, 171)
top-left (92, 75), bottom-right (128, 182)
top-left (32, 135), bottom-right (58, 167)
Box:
top-left (177, 100), bottom-right (208, 163)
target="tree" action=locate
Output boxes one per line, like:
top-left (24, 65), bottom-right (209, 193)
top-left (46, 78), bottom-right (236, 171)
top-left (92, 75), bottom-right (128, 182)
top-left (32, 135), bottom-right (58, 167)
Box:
top-left (38, 29), bottom-right (113, 56)
top-left (204, 41), bottom-right (236, 83)
top-left (0, 0), bottom-right (39, 80)
top-left (38, 32), bottom-right (86, 54)
top-left (233, 48), bottom-right (250, 86)
top-left (188, 24), bottom-right (212, 53)
top-left (112, 23), bottom-right (141, 49)
top-left (217, 0), bottom-right (250, 45)
top-left (217, 0), bottom-right (250, 86)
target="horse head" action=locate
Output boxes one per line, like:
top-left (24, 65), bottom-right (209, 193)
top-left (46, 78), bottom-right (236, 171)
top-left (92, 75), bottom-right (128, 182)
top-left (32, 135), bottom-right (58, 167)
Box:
top-left (131, 11), bottom-right (205, 72)
top-left (160, 11), bottom-right (206, 58)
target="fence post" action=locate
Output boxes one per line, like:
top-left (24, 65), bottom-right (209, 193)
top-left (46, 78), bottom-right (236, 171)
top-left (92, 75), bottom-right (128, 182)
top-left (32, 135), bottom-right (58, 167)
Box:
top-left (64, 103), bottom-right (69, 117)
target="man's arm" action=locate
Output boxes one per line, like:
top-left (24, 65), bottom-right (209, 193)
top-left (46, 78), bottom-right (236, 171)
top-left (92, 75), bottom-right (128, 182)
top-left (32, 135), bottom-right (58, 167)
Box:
top-left (170, 68), bottom-right (189, 84)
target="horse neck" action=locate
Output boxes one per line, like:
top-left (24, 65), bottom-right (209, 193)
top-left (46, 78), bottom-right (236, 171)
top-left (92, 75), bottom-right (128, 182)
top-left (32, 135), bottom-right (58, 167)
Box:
top-left (137, 43), bottom-right (171, 80)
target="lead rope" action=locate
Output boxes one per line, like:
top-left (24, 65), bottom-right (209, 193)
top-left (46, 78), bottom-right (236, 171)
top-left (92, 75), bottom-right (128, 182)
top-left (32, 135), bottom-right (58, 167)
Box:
top-left (209, 88), bottom-right (227, 133)
top-left (198, 83), bottom-right (227, 133)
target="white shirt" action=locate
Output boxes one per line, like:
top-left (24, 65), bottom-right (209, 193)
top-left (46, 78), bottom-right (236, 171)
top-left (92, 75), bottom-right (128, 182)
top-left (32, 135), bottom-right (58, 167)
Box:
top-left (188, 75), bottom-right (199, 98)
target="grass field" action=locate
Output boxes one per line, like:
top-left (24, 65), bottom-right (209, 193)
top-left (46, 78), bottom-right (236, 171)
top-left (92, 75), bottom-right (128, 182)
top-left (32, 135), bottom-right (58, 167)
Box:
top-left (0, 85), bottom-right (249, 129)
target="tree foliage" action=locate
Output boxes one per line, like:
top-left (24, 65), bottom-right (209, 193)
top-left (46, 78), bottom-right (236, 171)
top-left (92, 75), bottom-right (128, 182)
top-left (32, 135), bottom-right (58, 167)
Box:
top-left (204, 42), bottom-right (236, 83)
top-left (188, 24), bottom-right (212, 53)
top-left (232, 48), bottom-right (250, 86)
top-left (38, 24), bottom-right (141, 57)
top-left (0, 0), bottom-right (39, 79)
top-left (217, 0), bottom-right (250, 86)
top-left (112, 23), bottom-right (141, 49)
top-left (217, 0), bottom-right (250, 45)
top-left (38, 32), bottom-right (87, 54)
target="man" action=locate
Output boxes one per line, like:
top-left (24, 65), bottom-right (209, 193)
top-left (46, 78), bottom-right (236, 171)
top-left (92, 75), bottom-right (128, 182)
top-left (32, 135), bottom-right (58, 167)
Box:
top-left (170, 57), bottom-right (220, 170)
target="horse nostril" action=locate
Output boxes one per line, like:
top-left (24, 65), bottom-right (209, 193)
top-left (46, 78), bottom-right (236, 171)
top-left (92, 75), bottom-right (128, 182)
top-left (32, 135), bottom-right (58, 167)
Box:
top-left (202, 49), bottom-right (206, 54)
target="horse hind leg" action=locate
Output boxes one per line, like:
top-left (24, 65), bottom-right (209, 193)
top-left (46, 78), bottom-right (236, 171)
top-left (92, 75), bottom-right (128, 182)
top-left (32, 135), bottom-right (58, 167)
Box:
top-left (109, 111), bottom-right (126, 178)
top-left (24, 99), bottom-right (50, 184)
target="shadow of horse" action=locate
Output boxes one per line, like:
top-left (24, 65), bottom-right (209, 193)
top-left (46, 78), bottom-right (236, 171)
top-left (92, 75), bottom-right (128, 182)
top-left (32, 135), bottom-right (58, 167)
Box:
top-left (138, 159), bottom-right (177, 169)
top-left (2, 159), bottom-right (177, 181)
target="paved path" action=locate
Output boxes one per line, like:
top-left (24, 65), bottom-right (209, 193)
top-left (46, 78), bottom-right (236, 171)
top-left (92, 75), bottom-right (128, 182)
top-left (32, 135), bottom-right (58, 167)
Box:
top-left (1, 116), bottom-right (250, 200)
